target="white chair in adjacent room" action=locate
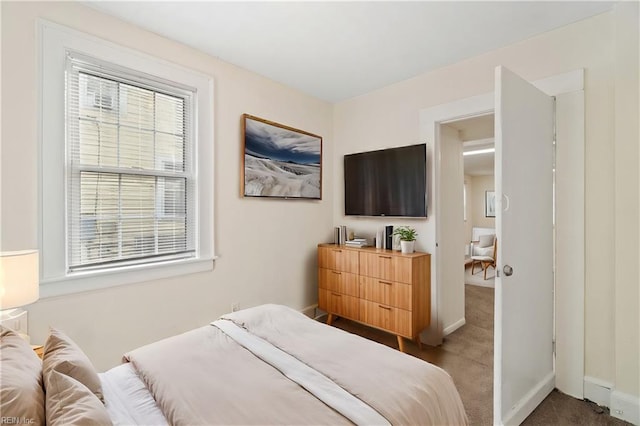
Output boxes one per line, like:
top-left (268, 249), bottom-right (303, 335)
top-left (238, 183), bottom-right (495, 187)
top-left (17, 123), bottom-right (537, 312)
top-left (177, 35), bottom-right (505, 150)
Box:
top-left (470, 235), bottom-right (497, 280)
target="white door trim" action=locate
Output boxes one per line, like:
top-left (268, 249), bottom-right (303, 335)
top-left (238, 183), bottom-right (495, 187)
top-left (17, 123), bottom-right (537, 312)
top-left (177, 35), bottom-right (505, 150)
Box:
top-left (419, 69), bottom-right (584, 399)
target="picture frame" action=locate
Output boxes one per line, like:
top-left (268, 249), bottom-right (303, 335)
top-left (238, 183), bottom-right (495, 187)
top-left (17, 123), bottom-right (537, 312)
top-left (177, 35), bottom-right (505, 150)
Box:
top-left (485, 190), bottom-right (496, 217)
top-left (241, 114), bottom-right (322, 200)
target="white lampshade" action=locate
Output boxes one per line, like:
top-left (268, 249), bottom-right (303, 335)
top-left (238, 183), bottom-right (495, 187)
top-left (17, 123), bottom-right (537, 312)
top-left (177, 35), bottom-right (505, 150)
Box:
top-left (0, 250), bottom-right (39, 310)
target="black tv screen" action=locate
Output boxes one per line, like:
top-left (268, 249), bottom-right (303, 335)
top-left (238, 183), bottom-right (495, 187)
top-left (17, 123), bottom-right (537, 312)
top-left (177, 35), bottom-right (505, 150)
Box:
top-left (344, 143), bottom-right (427, 217)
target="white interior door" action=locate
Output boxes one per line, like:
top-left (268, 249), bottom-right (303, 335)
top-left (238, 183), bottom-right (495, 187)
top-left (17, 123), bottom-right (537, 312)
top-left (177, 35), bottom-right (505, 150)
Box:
top-left (494, 66), bottom-right (555, 425)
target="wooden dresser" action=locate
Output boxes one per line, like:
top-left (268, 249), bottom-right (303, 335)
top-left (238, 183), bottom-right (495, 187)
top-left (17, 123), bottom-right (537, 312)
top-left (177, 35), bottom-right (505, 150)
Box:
top-left (317, 243), bottom-right (430, 352)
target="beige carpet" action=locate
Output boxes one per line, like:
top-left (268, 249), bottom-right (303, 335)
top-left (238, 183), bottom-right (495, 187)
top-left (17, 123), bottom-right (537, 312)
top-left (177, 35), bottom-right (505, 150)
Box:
top-left (325, 284), bottom-right (630, 425)
top-left (465, 261), bottom-right (495, 287)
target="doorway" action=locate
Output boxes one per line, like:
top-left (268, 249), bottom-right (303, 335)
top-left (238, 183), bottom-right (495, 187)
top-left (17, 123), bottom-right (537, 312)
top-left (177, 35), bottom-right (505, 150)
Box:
top-left (420, 68), bottom-right (585, 425)
top-left (435, 114), bottom-right (496, 335)
top-left (450, 115), bottom-right (496, 288)
top-left (438, 113), bottom-right (497, 422)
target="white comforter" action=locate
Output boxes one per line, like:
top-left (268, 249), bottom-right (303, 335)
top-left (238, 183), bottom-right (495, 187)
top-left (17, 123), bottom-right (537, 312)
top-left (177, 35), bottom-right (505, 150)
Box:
top-left (123, 304), bottom-right (468, 425)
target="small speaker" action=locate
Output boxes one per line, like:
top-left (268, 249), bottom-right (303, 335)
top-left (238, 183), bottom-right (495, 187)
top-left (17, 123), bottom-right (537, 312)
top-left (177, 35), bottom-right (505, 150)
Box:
top-left (385, 225), bottom-right (393, 250)
top-left (376, 228), bottom-right (383, 249)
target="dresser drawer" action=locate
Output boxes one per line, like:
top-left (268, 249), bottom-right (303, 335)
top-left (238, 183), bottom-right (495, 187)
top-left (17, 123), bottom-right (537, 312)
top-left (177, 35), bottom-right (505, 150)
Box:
top-left (320, 289), bottom-right (359, 321)
top-left (319, 268), bottom-right (358, 297)
top-left (359, 276), bottom-right (411, 310)
top-left (359, 252), bottom-right (413, 284)
top-left (318, 246), bottom-right (359, 273)
top-left (359, 300), bottom-right (411, 337)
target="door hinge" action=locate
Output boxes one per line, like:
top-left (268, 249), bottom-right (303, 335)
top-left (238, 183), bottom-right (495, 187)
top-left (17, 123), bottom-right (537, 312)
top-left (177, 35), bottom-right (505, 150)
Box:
top-left (552, 340), bottom-right (556, 356)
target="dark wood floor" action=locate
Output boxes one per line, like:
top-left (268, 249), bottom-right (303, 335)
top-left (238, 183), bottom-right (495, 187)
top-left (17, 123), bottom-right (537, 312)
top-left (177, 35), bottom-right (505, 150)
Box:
top-left (324, 284), bottom-right (629, 425)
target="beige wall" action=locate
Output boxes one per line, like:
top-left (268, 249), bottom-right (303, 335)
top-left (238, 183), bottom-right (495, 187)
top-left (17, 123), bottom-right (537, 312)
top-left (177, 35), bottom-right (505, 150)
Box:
top-left (1, 2), bottom-right (334, 370)
top-left (333, 8), bottom-right (638, 400)
top-left (613, 1), bottom-right (639, 399)
top-left (469, 175), bottom-right (496, 232)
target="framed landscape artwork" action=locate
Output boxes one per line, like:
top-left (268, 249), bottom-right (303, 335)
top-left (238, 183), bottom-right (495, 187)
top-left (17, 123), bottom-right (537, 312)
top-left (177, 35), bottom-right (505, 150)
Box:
top-left (241, 114), bottom-right (322, 199)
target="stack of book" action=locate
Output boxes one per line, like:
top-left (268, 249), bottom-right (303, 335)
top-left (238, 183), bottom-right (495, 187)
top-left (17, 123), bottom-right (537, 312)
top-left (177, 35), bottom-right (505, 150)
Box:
top-left (345, 238), bottom-right (368, 247)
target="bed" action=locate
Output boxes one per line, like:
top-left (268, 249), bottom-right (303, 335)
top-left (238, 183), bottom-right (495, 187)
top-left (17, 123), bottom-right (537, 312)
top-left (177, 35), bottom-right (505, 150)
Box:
top-left (1, 304), bottom-right (468, 425)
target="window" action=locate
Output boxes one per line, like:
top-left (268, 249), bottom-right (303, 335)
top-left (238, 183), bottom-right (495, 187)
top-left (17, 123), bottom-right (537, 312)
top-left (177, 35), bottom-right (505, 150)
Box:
top-left (67, 56), bottom-right (194, 271)
top-left (40, 21), bottom-right (214, 297)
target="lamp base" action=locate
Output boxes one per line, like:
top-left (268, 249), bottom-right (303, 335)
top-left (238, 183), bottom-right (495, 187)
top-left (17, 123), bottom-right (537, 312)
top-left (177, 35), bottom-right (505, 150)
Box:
top-left (0, 308), bottom-right (30, 342)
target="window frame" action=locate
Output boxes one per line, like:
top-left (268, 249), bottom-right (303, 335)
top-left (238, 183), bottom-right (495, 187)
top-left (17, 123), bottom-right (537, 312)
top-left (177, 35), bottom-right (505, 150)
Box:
top-left (39, 20), bottom-right (215, 298)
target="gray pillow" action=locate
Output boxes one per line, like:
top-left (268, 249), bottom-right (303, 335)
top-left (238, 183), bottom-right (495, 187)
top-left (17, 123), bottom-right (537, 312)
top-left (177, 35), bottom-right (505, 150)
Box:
top-left (0, 326), bottom-right (45, 424)
top-left (478, 234), bottom-right (495, 248)
top-left (43, 328), bottom-right (104, 402)
top-left (45, 369), bottom-right (112, 425)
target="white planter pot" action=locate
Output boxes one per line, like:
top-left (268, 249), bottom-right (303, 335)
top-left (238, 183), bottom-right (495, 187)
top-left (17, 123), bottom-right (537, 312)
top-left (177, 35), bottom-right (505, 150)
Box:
top-left (400, 240), bottom-right (415, 254)
top-left (392, 234), bottom-right (402, 251)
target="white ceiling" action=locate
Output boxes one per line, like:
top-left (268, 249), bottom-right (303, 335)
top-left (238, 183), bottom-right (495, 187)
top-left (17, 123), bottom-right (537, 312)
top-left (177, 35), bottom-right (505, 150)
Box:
top-left (447, 114), bottom-right (495, 176)
top-left (463, 150), bottom-right (495, 177)
top-left (85, 1), bottom-right (613, 102)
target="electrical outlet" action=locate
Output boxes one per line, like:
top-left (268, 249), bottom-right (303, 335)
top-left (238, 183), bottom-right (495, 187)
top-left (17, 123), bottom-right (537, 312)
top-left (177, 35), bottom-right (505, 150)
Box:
top-left (231, 303), bottom-right (240, 312)
top-left (0, 310), bottom-right (28, 335)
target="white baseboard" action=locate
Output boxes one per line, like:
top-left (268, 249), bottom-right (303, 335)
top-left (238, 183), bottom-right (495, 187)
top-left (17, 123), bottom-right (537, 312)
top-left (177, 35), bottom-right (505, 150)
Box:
top-left (584, 376), bottom-right (639, 425)
top-left (502, 372), bottom-right (555, 426)
top-left (443, 318), bottom-right (466, 336)
top-left (611, 390), bottom-right (640, 425)
top-left (584, 376), bottom-right (613, 408)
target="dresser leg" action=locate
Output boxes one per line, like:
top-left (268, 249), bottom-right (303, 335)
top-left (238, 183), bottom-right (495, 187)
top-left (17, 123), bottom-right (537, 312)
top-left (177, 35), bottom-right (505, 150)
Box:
top-left (397, 335), bottom-right (405, 352)
top-left (326, 313), bottom-right (334, 326)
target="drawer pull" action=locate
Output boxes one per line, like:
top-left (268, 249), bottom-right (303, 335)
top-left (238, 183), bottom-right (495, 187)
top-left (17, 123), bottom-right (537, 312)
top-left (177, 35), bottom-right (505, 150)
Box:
top-left (378, 305), bottom-right (391, 310)
top-left (379, 255), bottom-right (392, 259)
top-left (332, 271), bottom-right (342, 275)
top-left (379, 281), bottom-right (392, 286)
top-left (332, 293), bottom-right (342, 297)
top-left (332, 249), bottom-right (343, 253)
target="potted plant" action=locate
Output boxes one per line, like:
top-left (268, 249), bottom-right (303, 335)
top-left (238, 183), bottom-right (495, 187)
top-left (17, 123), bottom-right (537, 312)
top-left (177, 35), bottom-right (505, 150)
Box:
top-left (393, 226), bottom-right (418, 254)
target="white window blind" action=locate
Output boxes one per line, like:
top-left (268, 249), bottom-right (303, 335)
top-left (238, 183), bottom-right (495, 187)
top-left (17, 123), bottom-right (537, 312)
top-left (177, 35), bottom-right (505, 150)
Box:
top-left (66, 54), bottom-right (196, 272)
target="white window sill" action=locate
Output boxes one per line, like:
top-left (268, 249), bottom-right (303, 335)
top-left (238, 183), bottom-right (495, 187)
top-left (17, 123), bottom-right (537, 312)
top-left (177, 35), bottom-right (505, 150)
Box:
top-left (39, 256), bottom-right (217, 299)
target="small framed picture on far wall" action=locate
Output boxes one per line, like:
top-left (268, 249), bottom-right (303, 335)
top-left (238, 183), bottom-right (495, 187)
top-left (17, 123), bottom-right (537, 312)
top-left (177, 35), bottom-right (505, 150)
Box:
top-left (485, 190), bottom-right (496, 217)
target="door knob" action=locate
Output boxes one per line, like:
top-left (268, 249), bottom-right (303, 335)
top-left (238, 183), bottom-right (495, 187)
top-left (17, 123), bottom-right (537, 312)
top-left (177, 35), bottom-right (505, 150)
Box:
top-left (503, 265), bottom-right (513, 276)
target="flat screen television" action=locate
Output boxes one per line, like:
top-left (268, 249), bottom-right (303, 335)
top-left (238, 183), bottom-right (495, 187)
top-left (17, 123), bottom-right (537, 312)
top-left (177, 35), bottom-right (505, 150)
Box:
top-left (344, 143), bottom-right (427, 217)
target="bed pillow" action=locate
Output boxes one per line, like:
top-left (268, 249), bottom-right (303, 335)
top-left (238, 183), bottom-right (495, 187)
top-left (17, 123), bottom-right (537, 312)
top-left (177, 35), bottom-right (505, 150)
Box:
top-left (43, 328), bottom-right (104, 402)
top-left (478, 234), bottom-right (495, 248)
top-left (45, 368), bottom-right (112, 425)
top-left (0, 326), bottom-right (45, 424)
